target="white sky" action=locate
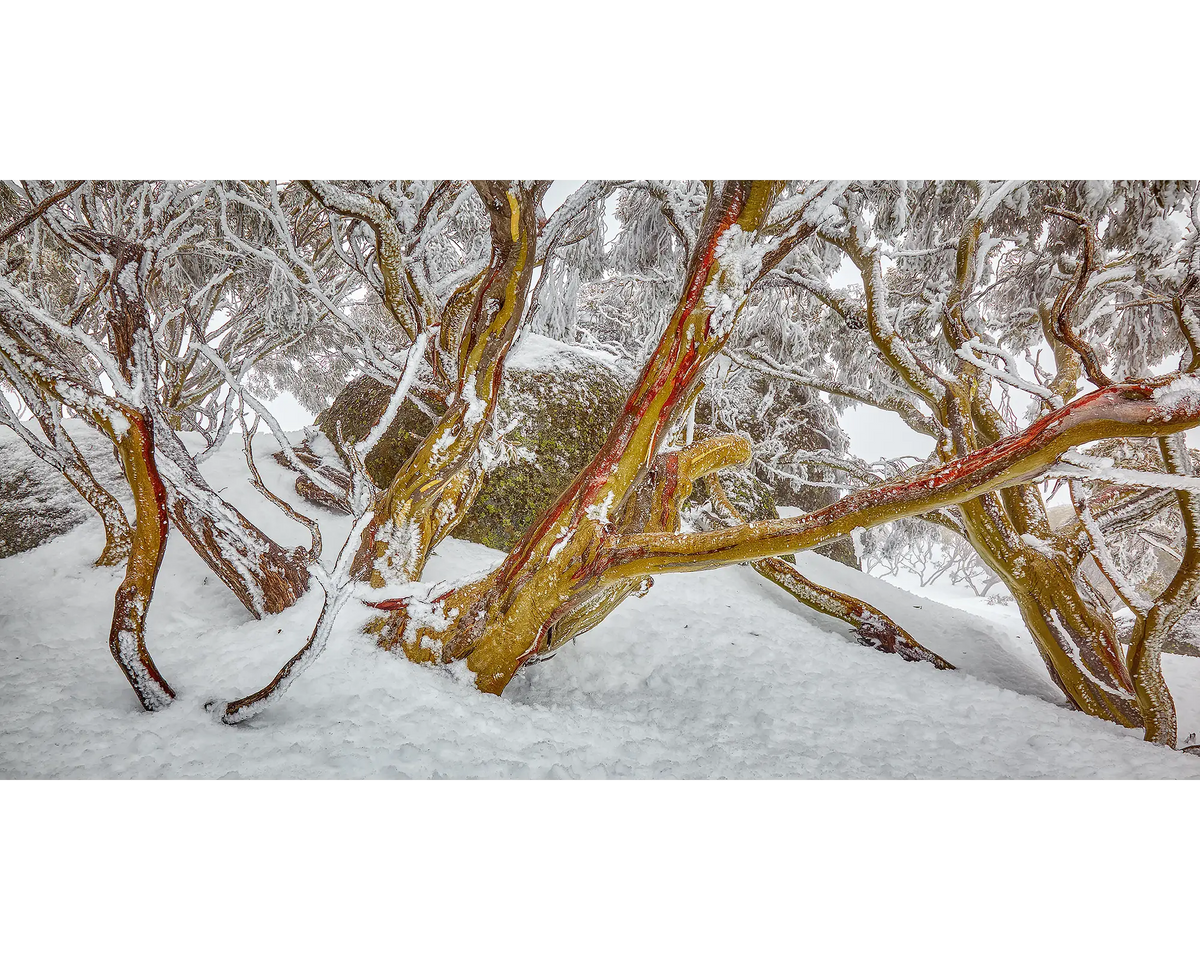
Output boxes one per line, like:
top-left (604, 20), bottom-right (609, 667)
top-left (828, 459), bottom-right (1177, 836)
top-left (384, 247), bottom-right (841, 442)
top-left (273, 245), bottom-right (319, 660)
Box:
top-left (264, 390), bottom-right (313, 432)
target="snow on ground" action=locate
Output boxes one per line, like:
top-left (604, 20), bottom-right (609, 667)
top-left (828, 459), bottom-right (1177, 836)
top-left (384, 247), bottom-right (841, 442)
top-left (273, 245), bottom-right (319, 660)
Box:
top-left (2, 424), bottom-right (1199, 778)
top-left (875, 566), bottom-right (1200, 745)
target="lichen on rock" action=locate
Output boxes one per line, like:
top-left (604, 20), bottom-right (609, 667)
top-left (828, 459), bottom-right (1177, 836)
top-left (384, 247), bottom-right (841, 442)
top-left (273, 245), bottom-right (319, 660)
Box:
top-left (315, 377), bottom-right (447, 490)
top-left (314, 336), bottom-right (628, 552)
top-left (454, 360), bottom-right (627, 550)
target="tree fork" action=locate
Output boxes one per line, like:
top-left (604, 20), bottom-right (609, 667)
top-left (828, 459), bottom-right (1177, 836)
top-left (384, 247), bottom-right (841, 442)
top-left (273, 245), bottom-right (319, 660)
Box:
top-left (541, 435), bottom-right (755, 655)
top-left (379, 184), bottom-right (1193, 702)
top-left (431, 189), bottom-right (787, 662)
top-left (0, 378), bottom-right (133, 566)
top-left (3, 232), bottom-right (314, 619)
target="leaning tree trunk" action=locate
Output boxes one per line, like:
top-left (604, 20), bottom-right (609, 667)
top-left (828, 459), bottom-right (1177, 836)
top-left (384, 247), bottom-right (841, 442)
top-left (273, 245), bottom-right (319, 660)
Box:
top-left (1057, 417), bottom-right (1200, 745)
top-left (351, 181), bottom-right (548, 587)
top-left (216, 183), bottom-right (1200, 727)
top-left (151, 420), bottom-right (311, 617)
top-left (1123, 435), bottom-right (1200, 745)
top-left (30, 401), bottom-right (133, 567)
top-left (1004, 550), bottom-right (1140, 726)
top-left (365, 181), bottom-right (836, 691)
top-left (705, 474), bottom-right (953, 670)
top-left (105, 408), bottom-right (175, 710)
top-left (61, 451), bottom-right (133, 567)
top-left (83, 229), bottom-right (311, 619)
top-left (956, 492), bottom-right (1143, 727)
top-left (371, 361), bottom-right (1200, 698)
top-left (0, 283), bottom-right (175, 709)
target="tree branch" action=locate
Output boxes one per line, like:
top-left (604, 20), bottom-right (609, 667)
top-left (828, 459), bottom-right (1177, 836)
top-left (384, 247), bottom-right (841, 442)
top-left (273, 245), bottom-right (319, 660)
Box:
top-left (605, 373), bottom-right (1200, 579)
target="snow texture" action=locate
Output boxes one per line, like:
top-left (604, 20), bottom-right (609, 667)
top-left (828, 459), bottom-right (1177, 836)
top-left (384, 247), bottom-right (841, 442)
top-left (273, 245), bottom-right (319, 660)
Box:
top-left (506, 331), bottom-right (622, 375)
top-left (2, 424), bottom-right (1200, 778)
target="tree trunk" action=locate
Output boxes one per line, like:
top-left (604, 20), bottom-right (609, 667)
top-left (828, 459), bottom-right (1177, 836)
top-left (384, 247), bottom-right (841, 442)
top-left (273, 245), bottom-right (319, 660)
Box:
top-left (364, 184), bottom-right (1200, 703)
top-left (1124, 435), bottom-right (1200, 746)
top-left (706, 472), bottom-right (952, 670)
top-left (106, 410), bottom-right (175, 710)
top-left (375, 366), bottom-right (1200, 699)
top-left (354, 181), bottom-right (547, 587)
top-left (151, 420), bottom-right (311, 617)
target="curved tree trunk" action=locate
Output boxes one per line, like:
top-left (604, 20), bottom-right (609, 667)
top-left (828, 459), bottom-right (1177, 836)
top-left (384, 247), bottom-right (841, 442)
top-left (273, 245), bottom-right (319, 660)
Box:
top-left (30, 404), bottom-right (133, 567)
top-left (353, 181), bottom-right (548, 587)
top-left (4, 233), bottom-right (313, 618)
top-left (396, 369), bottom-right (1200, 698)
top-left (106, 410), bottom-right (175, 710)
top-left (955, 491), bottom-right (1142, 727)
top-left (0, 359), bottom-right (134, 566)
top-left (64, 457), bottom-right (133, 567)
top-left (1124, 435), bottom-right (1200, 746)
top-left (361, 184), bottom-right (1200, 705)
top-left (0, 281), bottom-right (174, 706)
top-left (1003, 554), bottom-right (1140, 726)
top-left (97, 229), bottom-right (312, 618)
top-left (151, 420), bottom-right (311, 617)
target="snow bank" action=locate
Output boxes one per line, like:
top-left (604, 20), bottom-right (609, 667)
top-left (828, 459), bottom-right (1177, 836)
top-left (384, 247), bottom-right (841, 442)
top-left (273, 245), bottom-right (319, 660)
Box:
top-left (2, 425), bottom-right (1198, 778)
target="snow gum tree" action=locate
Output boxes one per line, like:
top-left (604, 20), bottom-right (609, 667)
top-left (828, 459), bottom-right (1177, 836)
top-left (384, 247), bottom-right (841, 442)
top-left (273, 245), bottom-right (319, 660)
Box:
top-left (6, 180), bottom-right (1200, 752)
top-left (207, 181), bottom-right (1200, 736)
top-left (0, 180), bottom-right (343, 705)
top-left (736, 180), bottom-right (1200, 743)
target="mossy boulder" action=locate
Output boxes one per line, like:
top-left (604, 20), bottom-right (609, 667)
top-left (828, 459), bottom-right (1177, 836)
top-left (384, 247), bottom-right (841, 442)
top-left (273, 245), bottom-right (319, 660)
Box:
top-left (317, 335), bottom-right (628, 552)
top-left (315, 377), bottom-right (447, 489)
top-left (454, 362), bottom-right (627, 550)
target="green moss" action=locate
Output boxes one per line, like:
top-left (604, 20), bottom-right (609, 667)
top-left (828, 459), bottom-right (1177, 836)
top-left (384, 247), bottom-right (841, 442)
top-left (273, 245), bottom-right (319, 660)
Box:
top-left (318, 356), bottom-right (626, 553)
top-left (456, 365), bottom-right (626, 551)
top-left (317, 377), bottom-right (447, 488)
